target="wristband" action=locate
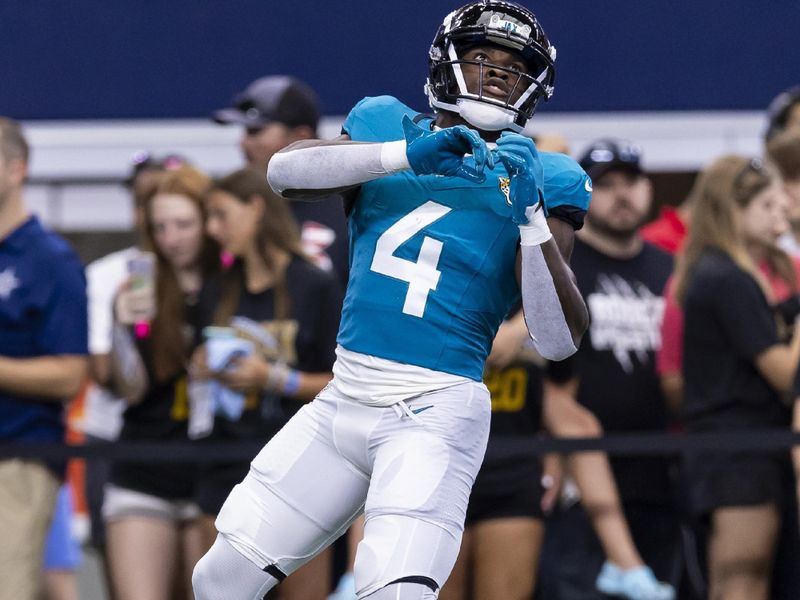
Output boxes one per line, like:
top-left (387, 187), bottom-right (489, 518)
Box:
top-left (264, 362), bottom-right (288, 393)
top-left (380, 140), bottom-right (410, 173)
top-left (518, 206), bottom-right (552, 246)
top-left (281, 369), bottom-right (301, 396)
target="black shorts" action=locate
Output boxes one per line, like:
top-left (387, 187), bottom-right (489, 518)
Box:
top-left (683, 450), bottom-right (789, 517)
top-left (194, 460), bottom-right (251, 516)
top-left (466, 452), bottom-right (544, 526)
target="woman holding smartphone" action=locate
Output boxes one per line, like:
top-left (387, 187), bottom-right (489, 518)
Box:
top-left (191, 168), bottom-right (342, 600)
top-left (104, 164), bottom-right (220, 600)
top-left (673, 155), bottom-right (800, 600)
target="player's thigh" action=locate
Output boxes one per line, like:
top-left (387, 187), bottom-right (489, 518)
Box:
top-left (471, 517), bottom-right (544, 600)
top-left (356, 382), bottom-right (491, 597)
top-left (438, 528), bottom-right (474, 600)
top-left (365, 381), bottom-right (491, 532)
top-left (216, 396), bottom-right (369, 576)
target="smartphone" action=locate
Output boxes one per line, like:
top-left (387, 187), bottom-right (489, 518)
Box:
top-left (125, 251), bottom-right (156, 322)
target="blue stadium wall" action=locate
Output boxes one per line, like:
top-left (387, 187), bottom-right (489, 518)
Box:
top-left (2, 0), bottom-right (798, 120)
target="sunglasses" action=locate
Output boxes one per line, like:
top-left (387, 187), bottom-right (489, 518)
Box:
top-left (732, 158), bottom-right (768, 194)
top-left (587, 142), bottom-right (642, 167)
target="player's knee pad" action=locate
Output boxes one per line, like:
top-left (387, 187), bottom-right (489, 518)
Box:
top-left (192, 534), bottom-right (278, 600)
top-left (354, 515), bottom-right (459, 598)
top-left (364, 577), bottom-right (439, 599)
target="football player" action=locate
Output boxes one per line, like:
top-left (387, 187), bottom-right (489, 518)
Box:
top-left (193, 2), bottom-right (588, 599)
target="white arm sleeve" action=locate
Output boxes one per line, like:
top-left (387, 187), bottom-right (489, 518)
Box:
top-left (267, 140), bottom-right (410, 195)
top-left (519, 243), bottom-right (578, 361)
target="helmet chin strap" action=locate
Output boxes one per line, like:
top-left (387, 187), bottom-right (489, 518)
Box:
top-left (457, 98), bottom-right (523, 132)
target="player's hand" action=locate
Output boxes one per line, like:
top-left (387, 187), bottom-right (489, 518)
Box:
top-left (494, 131), bottom-right (544, 225)
top-left (402, 115), bottom-right (493, 183)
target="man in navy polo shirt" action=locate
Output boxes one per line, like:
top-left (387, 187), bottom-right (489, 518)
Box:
top-left (0, 117), bottom-right (88, 600)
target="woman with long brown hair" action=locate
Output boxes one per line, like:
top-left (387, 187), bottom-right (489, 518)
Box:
top-left (674, 155), bottom-right (800, 600)
top-left (104, 164), bottom-right (220, 600)
top-left (191, 167), bottom-right (342, 600)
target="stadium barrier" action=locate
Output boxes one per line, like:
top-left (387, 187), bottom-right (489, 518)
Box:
top-left (2, 429), bottom-right (799, 462)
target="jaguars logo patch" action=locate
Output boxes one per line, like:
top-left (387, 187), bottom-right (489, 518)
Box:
top-left (498, 176), bottom-right (511, 205)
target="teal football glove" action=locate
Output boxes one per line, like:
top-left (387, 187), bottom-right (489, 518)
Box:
top-left (495, 132), bottom-right (545, 225)
top-left (402, 115), bottom-right (493, 183)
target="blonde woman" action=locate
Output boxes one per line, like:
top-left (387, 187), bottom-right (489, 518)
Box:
top-left (674, 155), bottom-right (800, 600)
top-left (192, 168), bottom-right (342, 600)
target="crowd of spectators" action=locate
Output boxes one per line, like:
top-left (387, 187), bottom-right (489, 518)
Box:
top-left (1, 80), bottom-right (800, 600)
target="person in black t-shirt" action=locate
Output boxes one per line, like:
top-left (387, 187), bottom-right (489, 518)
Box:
top-left (439, 312), bottom-right (557, 600)
top-left (538, 140), bottom-right (678, 600)
top-left (672, 155), bottom-right (800, 600)
top-left (104, 165), bottom-right (221, 600)
top-left (191, 168), bottom-right (342, 600)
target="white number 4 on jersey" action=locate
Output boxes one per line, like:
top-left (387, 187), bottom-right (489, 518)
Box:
top-left (370, 201), bottom-right (452, 318)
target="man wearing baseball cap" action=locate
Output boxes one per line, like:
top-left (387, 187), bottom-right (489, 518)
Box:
top-left (765, 85), bottom-right (800, 143)
top-left (214, 76), bottom-right (348, 288)
top-left (540, 138), bottom-right (680, 600)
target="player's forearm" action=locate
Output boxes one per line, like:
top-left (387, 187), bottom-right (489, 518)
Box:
top-left (267, 139), bottom-right (409, 199)
top-left (519, 241), bottom-right (587, 360)
top-left (0, 355), bottom-right (89, 401)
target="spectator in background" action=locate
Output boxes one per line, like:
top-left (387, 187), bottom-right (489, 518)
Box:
top-left (213, 76), bottom-right (349, 288)
top-left (439, 322), bottom-right (558, 600)
top-left (767, 130), bottom-right (800, 256)
top-left (765, 86), bottom-right (800, 143)
top-left (440, 129), bottom-right (589, 600)
top-left (191, 168), bottom-right (342, 600)
top-left (81, 152), bottom-right (186, 595)
top-left (0, 117), bottom-right (89, 600)
top-left (442, 134), bottom-right (668, 600)
top-left (673, 155), bottom-right (800, 600)
top-left (103, 165), bottom-right (220, 600)
top-left (539, 139), bottom-right (678, 600)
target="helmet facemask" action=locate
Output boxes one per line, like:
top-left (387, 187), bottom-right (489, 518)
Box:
top-left (426, 2), bottom-right (556, 132)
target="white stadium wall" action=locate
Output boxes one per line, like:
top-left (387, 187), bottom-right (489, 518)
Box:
top-left (23, 111), bottom-right (768, 231)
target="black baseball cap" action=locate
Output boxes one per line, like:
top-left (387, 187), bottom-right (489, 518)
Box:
top-left (578, 139), bottom-right (644, 180)
top-left (765, 85), bottom-right (800, 142)
top-left (213, 76), bottom-right (320, 131)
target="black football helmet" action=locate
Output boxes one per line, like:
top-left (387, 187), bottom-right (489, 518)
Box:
top-left (425, 1), bottom-right (556, 132)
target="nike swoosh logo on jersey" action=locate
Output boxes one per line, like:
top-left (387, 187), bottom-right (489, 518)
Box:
top-left (411, 404), bottom-right (435, 415)
top-left (585, 179), bottom-right (593, 192)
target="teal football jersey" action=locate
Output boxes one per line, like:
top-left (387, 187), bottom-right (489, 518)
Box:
top-left (337, 96), bottom-right (590, 380)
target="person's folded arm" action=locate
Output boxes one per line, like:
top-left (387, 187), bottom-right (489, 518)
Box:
top-left (0, 355), bottom-right (89, 401)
